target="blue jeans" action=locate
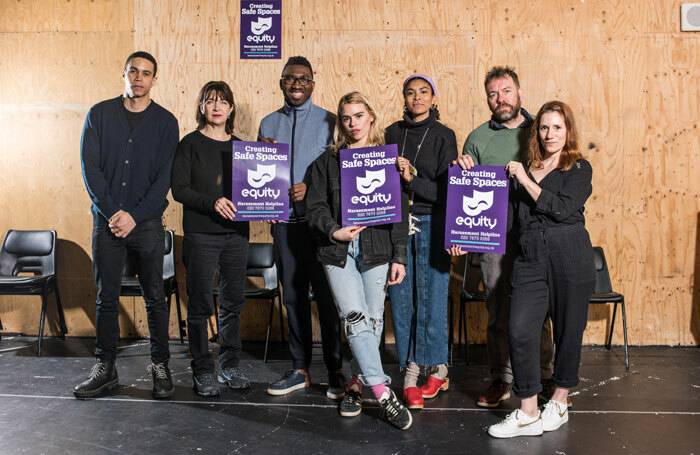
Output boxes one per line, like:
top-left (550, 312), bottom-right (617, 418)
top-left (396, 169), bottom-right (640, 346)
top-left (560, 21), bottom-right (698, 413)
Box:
top-left (388, 214), bottom-right (451, 367)
top-left (325, 240), bottom-right (390, 387)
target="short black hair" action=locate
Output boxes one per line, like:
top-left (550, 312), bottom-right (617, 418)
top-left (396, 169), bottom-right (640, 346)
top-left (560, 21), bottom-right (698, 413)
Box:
top-left (484, 66), bottom-right (519, 91)
top-left (124, 51), bottom-right (158, 77)
top-left (282, 56), bottom-right (313, 78)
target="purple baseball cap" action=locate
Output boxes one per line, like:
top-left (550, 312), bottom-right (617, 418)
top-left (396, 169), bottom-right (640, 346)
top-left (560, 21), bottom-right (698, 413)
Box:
top-left (403, 74), bottom-right (437, 96)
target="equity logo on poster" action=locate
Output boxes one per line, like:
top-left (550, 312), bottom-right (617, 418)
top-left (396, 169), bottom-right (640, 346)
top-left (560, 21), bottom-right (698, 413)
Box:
top-left (456, 190), bottom-right (497, 229)
top-left (356, 169), bottom-right (386, 194)
top-left (352, 169), bottom-right (392, 205)
top-left (251, 17), bottom-right (272, 35)
top-left (247, 163), bottom-right (276, 188)
top-left (462, 190), bottom-right (493, 216)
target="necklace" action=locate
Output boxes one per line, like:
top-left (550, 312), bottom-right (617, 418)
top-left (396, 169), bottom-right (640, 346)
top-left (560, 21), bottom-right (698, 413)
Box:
top-left (400, 126), bottom-right (430, 166)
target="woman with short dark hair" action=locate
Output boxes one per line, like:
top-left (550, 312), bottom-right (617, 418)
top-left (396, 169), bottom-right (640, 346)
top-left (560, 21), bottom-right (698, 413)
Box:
top-left (171, 81), bottom-right (250, 397)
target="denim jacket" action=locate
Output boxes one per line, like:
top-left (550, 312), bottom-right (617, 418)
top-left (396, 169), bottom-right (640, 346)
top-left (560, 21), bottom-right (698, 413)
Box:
top-left (306, 148), bottom-right (408, 268)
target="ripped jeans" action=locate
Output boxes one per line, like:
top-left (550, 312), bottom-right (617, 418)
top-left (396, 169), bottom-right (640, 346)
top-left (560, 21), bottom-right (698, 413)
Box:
top-left (324, 240), bottom-right (390, 387)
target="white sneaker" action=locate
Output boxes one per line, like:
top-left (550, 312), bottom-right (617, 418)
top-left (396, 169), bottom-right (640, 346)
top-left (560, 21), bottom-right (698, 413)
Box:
top-left (541, 399), bottom-right (569, 431)
top-left (488, 409), bottom-right (543, 438)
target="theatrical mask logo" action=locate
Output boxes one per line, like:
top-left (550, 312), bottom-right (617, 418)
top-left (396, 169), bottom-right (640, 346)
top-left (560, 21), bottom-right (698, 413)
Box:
top-left (352, 168), bottom-right (391, 206)
top-left (356, 169), bottom-right (386, 194)
top-left (456, 190), bottom-right (497, 229)
top-left (247, 163), bottom-right (276, 188)
top-left (463, 190), bottom-right (493, 216)
top-left (251, 17), bottom-right (272, 35)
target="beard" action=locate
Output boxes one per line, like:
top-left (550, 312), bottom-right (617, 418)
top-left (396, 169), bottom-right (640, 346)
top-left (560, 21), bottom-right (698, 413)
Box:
top-left (491, 97), bottom-right (522, 124)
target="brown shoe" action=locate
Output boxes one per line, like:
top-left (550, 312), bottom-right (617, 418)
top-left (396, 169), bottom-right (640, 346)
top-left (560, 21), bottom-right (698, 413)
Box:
top-left (539, 378), bottom-right (573, 408)
top-left (476, 379), bottom-right (511, 408)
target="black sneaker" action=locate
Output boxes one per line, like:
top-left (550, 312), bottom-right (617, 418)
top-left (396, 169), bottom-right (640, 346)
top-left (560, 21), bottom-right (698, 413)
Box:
top-left (327, 371), bottom-right (346, 400)
top-left (339, 388), bottom-right (362, 417)
top-left (73, 359), bottom-right (118, 399)
top-left (218, 367), bottom-right (250, 390)
top-left (379, 389), bottom-right (413, 430)
top-left (193, 372), bottom-right (220, 397)
top-left (148, 362), bottom-right (174, 399)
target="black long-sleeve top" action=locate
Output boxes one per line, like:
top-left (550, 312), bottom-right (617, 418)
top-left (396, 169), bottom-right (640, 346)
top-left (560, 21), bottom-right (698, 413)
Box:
top-left (170, 130), bottom-right (249, 234)
top-left (80, 96), bottom-right (179, 223)
top-left (384, 111), bottom-right (458, 214)
top-left (513, 159), bottom-right (593, 232)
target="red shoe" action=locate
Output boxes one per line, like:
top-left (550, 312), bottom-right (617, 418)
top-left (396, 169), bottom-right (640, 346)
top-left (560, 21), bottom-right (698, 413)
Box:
top-left (420, 376), bottom-right (449, 399)
top-left (403, 387), bottom-right (424, 409)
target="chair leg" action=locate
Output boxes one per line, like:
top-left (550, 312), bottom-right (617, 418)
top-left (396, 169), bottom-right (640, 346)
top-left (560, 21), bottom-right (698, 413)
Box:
top-left (607, 302), bottom-right (618, 350)
top-left (173, 285), bottom-right (185, 344)
top-left (264, 297), bottom-right (275, 363)
top-left (54, 282), bottom-right (68, 337)
top-left (38, 290), bottom-right (49, 356)
top-left (448, 294), bottom-right (454, 366)
top-left (464, 302), bottom-right (470, 365)
top-left (0, 315), bottom-right (3, 340)
top-left (621, 298), bottom-right (629, 371)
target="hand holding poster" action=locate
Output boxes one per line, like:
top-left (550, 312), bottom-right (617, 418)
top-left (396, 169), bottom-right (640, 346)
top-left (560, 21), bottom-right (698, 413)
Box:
top-left (231, 141), bottom-right (289, 221)
top-left (340, 144), bottom-right (402, 227)
top-left (444, 165), bottom-right (509, 254)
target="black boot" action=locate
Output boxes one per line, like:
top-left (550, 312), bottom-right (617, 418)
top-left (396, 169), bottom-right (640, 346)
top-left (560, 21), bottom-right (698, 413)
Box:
top-left (148, 362), bottom-right (174, 399)
top-left (73, 359), bottom-right (118, 399)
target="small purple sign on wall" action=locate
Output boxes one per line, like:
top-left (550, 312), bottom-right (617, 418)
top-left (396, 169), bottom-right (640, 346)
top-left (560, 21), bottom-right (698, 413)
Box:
top-left (240, 1), bottom-right (282, 59)
top-left (340, 144), bottom-right (402, 227)
top-left (232, 141), bottom-right (289, 220)
top-left (444, 165), bottom-right (509, 254)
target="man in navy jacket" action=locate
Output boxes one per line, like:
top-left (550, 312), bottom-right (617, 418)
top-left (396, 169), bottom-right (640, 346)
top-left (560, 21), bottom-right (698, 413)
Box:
top-left (75, 51), bottom-right (179, 399)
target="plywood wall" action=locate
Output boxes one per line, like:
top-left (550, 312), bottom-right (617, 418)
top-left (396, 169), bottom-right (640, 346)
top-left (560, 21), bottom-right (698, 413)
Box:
top-left (1, 0), bottom-right (699, 346)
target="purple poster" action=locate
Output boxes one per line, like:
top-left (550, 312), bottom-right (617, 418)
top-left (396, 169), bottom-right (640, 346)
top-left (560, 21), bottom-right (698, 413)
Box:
top-left (240, 1), bottom-right (282, 59)
top-left (340, 144), bottom-right (402, 227)
top-left (231, 141), bottom-right (289, 221)
top-left (444, 165), bottom-right (509, 253)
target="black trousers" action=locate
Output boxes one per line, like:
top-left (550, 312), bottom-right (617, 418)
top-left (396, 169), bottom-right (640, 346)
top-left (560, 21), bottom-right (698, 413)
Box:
top-left (509, 223), bottom-right (596, 398)
top-left (183, 231), bottom-right (248, 374)
top-left (92, 217), bottom-right (170, 363)
top-left (271, 222), bottom-right (342, 371)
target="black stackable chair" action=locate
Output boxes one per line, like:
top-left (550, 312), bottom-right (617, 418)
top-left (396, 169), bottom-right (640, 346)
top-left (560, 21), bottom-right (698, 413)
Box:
top-left (0, 230), bottom-right (67, 355)
top-left (449, 252), bottom-right (485, 364)
top-left (212, 242), bottom-right (283, 362)
top-left (120, 229), bottom-right (186, 343)
top-left (590, 246), bottom-right (629, 370)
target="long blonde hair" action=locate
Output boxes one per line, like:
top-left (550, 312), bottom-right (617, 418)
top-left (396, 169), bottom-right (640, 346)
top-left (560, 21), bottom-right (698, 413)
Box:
top-left (332, 91), bottom-right (385, 153)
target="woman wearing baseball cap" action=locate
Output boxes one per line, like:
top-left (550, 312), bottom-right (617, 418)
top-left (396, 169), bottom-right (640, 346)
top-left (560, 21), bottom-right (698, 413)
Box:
top-left (386, 74), bottom-right (458, 409)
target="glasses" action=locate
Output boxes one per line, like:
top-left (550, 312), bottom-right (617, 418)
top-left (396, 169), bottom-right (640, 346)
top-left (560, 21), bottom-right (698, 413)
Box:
top-left (281, 75), bottom-right (313, 86)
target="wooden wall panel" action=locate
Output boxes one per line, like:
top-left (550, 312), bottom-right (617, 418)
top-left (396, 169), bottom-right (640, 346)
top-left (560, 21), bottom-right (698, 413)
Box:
top-left (0, 0), bottom-right (133, 32)
top-left (1, 0), bottom-right (699, 346)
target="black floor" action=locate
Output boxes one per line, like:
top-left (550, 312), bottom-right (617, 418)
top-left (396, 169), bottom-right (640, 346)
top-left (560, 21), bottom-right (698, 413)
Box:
top-left (0, 337), bottom-right (698, 455)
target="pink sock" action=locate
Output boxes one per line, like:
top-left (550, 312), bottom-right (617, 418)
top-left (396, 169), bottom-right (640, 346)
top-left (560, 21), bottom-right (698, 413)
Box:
top-left (370, 383), bottom-right (389, 400)
top-left (347, 375), bottom-right (362, 393)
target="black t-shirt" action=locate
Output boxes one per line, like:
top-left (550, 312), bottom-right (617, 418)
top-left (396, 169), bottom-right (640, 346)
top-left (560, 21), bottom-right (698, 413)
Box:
top-left (122, 101), bottom-right (152, 132)
top-left (170, 130), bottom-right (249, 235)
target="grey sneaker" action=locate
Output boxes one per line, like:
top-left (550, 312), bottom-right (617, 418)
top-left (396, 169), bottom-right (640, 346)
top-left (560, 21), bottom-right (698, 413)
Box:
top-left (339, 388), bottom-right (362, 417)
top-left (327, 371), bottom-right (346, 400)
top-left (379, 389), bottom-right (413, 430)
top-left (193, 372), bottom-right (220, 397)
top-left (218, 367), bottom-right (250, 390)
